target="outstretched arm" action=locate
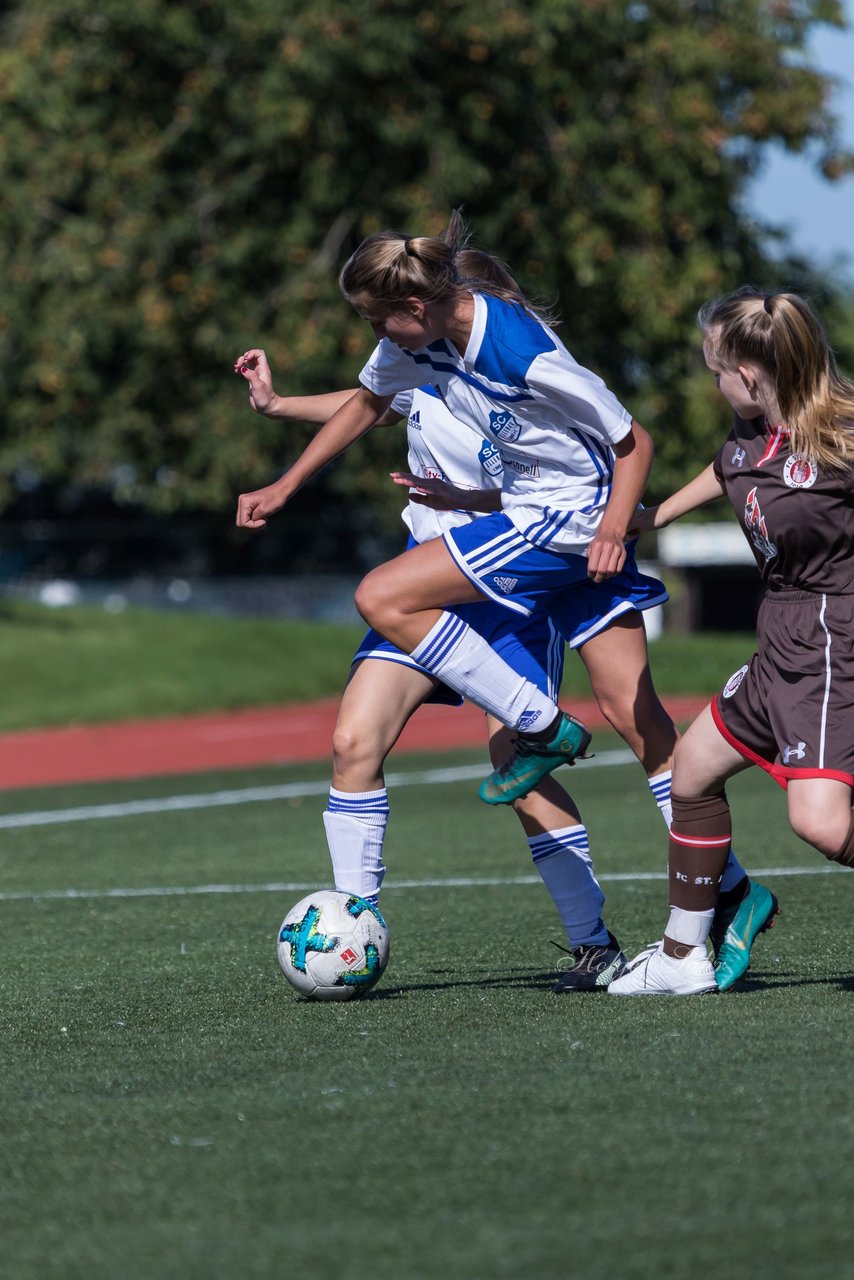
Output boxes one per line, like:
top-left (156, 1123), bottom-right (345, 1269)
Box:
top-left (390, 471), bottom-right (503, 513)
top-left (235, 385), bottom-right (394, 529)
top-left (630, 463), bottom-right (726, 534)
top-left (234, 348), bottom-right (361, 423)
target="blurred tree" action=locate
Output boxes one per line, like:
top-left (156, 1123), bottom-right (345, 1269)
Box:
top-left (0, 0), bottom-right (852, 569)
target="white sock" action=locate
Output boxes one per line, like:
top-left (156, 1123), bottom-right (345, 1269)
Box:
top-left (411, 611), bottom-right (558, 732)
top-left (528, 824), bottom-right (609, 947)
top-left (665, 905), bottom-right (714, 947)
top-left (648, 770), bottom-right (673, 829)
top-left (322, 787), bottom-right (389, 905)
top-left (650, 768), bottom-right (747, 892)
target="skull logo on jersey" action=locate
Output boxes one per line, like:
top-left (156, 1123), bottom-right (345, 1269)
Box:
top-left (783, 454), bottom-right (817, 489)
top-left (744, 487), bottom-right (777, 562)
top-left (488, 409), bottom-right (522, 443)
top-left (479, 439), bottom-right (503, 477)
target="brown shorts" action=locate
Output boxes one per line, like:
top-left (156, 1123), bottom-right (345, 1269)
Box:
top-left (712, 588), bottom-right (854, 790)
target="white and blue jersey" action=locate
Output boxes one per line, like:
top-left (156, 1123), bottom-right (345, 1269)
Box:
top-left (360, 292), bottom-right (633, 555)
top-left (354, 384), bottom-right (563, 703)
top-left (353, 381), bottom-right (667, 698)
top-left (390, 386), bottom-right (502, 545)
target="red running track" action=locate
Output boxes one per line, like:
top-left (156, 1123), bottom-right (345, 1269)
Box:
top-left (0, 695), bottom-right (710, 790)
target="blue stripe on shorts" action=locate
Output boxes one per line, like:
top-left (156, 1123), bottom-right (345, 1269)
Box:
top-left (443, 511), bottom-right (590, 616)
top-left (352, 603), bottom-right (565, 707)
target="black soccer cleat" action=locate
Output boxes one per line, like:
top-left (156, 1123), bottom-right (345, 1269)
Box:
top-left (553, 931), bottom-right (627, 993)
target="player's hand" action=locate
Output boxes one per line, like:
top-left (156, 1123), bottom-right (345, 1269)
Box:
top-left (235, 481), bottom-right (289, 529)
top-left (586, 529), bottom-right (627, 582)
top-left (390, 471), bottom-right (464, 511)
top-left (234, 348), bottom-right (276, 415)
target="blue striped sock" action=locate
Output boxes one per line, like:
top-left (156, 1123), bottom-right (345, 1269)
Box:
top-left (323, 787), bottom-right (389, 905)
top-left (529, 824), bottom-right (608, 947)
top-left (411, 611), bottom-right (557, 731)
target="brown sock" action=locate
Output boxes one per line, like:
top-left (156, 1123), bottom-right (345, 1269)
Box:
top-left (668, 791), bottom-right (732, 911)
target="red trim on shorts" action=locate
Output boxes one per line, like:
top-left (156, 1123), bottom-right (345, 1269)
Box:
top-left (711, 697), bottom-right (854, 791)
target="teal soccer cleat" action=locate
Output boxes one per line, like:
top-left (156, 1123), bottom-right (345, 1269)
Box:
top-left (711, 880), bottom-right (780, 991)
top-left (479, 711), bottom-right (592, 805)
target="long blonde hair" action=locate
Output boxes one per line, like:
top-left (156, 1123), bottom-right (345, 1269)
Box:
top-left (699, 287), bottom-right (854, 470)
top-left (339, 210), bottom-right (554, 322)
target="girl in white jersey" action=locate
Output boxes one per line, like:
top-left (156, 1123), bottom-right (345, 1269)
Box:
top-left (237, 212), bottom-right (652, 804)
top-left (235, 230), bottom-right (765, 990)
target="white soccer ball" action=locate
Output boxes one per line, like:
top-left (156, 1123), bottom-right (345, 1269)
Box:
top-left (276, 890), bottom-right (390, 1001)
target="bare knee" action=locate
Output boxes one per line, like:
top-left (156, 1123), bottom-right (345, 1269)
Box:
top-left (592, 690), bottom-right (632, 737)
top-left (789, 810), bottom-right (852, 858)
top-left (354, 569), bottom-right (390, 629)
top-left (330, 718), bottom-right (384, 788)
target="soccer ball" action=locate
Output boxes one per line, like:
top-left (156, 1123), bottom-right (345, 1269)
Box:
top-left (276, 890), bottom-right (390, 1001)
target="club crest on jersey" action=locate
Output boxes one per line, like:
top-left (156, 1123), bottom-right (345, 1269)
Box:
top-left (488, 409), bottom-right (522, 443)
top-left (744, 487), bottom-right (777, 562)
top-left (479, 439), bottom-right (503, 477)
top-left (722, 664), bottom-right (748, 699)
top-left (783, 454), bottom-right (817, 489)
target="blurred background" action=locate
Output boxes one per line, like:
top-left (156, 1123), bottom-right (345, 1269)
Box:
top-left (1, 0), bottom-right (853, 632)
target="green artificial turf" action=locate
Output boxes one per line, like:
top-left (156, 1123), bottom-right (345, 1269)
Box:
top-left (1, 741), bottom-right (851, 1279)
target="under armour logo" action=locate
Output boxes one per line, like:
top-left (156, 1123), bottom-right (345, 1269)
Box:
top-left (783, 742), bottom-right (806, 764)
top-left (732, 446), bottom-right (747, 468)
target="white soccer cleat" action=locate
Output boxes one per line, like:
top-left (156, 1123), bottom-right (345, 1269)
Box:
top-left (607, 942), bottom-right (717, 996)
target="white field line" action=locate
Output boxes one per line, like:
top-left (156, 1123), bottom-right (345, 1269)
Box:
top-left (0, 747), bottom-right (845, 904)
top-left (0, 866), bottom-right (841, 904)
top-left (0, 750), bottom-right (638, 831)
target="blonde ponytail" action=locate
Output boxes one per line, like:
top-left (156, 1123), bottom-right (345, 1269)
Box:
top-left (340, 210), bottom-right (555, 323)
top-left (700, 287), bottom-right (854, 470)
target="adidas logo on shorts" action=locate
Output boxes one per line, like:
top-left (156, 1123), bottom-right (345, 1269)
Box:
top-left (492, 575), bottom-right (519, 595)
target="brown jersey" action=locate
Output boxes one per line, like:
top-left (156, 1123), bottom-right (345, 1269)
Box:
top-left (712, 415), bottom-right (854, 787)
top-left (713, 416), bottom-right (854, 593)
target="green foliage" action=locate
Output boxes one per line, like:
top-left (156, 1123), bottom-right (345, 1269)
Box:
top-left (1, 0), bottom-right (852, 536)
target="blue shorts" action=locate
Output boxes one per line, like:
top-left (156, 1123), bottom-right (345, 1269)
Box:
top-left (353, 602), bottom-right (565, 708)
top-left (551, 557), bottom-right (668, 649)
top-left (443, 511), bottom-right (590, 616)
top-left (352, 522), bottom-right (667, 704)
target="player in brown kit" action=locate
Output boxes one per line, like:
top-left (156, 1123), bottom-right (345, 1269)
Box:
top-left (610, 286), bottom-right (854, 995)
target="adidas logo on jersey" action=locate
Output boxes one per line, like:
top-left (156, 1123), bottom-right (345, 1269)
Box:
top-left (492, 575), bottom-right (519, 595)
